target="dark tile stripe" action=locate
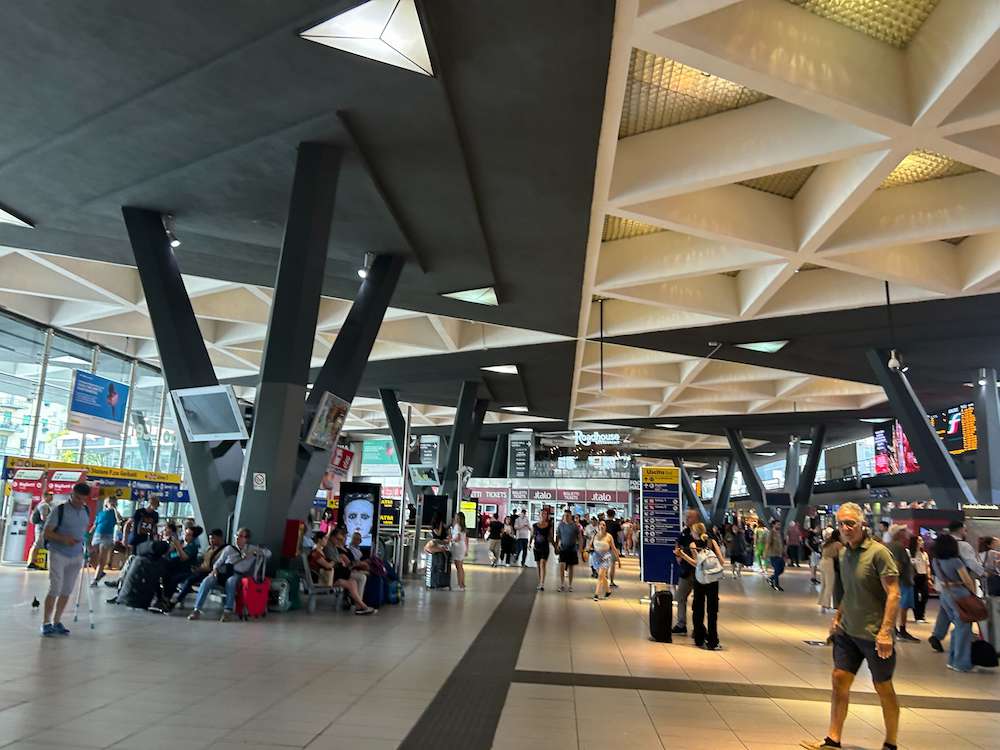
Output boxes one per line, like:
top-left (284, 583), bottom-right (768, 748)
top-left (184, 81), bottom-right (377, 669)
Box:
top-left (399, 571), bottom-right (538, 749)
top-left (513, 669), bottom-right (1000, 714)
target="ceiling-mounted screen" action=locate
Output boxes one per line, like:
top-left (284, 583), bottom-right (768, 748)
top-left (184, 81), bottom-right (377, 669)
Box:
top-left (171, 385), bottom-right (249, 442)
top-left (931, 402), bottom-right (977, 455)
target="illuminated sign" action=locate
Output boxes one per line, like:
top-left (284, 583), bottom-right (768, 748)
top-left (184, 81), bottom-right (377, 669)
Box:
top-left (573, 431), bottom-right (621, 446)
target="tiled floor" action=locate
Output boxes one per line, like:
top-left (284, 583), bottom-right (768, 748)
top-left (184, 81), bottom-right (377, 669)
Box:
top-left (1, 554), bottom-right (998, 750)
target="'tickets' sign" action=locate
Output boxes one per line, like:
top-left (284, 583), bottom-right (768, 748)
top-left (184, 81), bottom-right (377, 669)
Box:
top-left (557, 488), bottom-right (583, 502)
top-left (469, 487), bottom-right (509, 501)
top-left (510, 488), bottom-right (529, 501)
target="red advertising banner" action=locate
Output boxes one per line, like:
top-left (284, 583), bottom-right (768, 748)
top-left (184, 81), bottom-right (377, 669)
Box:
top-left (585, 488), bottom-right (625, 504)
top-left (557, 488), bottom-right (584, 502)
top-left (330, 446), bottom-right (354, 475)
top-left (381, 484), bottom-right (404, 499)
top-left (530, 488), bottom-right (555, 501)
top-left (510, 488), bottom-right (529, 501)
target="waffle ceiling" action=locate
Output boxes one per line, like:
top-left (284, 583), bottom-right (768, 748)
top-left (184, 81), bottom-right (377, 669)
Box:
top-left (879, 149), bottom-right (979, 189)
top-left (738, 165), bottom-right (818, 199)
top-left (619, 49), bottom-right (769, 139)
top-left (786, 0), bottom-right (940, 49)
top-left (602, 215), bottom-right (664, 242)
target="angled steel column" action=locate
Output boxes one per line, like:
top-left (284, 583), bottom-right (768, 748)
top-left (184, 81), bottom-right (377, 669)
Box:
top-left (792, 424), bottom-right (826, 527)
top-left (672, 458), bottom-right (710, 523)
top-left (975, 368), bottom-right (1000, 503)
top-left (710, 457), bottom-right (735, 528)
top-left (379, 388), bottom-right (415, 553)
top-left (784, 436), bottom-right (801, 494)
top-left (489, 434), bottom-right (507, 478)
top-left (465, 398), bottom-right (489, 467)
top-left (122, 206), bottom-right (245, 534)
top-left (233, 144), bottom-right (344, 555)
top-left (726, 427), bottom-right (768, 520)
top-left (442, 382), bottom-right (480, 503)
top-left (286, 253), bottom-right (405, 520)
top-left (866, 348), bottom-right (974, 509)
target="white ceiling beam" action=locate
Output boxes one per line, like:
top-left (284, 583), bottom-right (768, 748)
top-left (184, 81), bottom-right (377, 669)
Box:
top-left (596, 231), bottom-right (780, 290)
top-left (957, 232), bottom-right (1000, 292)
top-left (634, 0), bottom-right (743, 31)
top-left (940, 64), bottom-right (1000, 134)
top-left (587, 297), bottom-right (726, 337)
top-left (642, 0), bottom-right (911, 136)
top-left (757, 268), bottom-right (934, 319)
top-left (906, 0), bottom-right (1000, 127)
top-left (601, 273), bottom-right (741, 318)
top-left (427, 315), bottom-right (462, 352)
top-left (821, 242), bottom-right (963, 296)
top-left (736, 262), bottom-right (791, 317)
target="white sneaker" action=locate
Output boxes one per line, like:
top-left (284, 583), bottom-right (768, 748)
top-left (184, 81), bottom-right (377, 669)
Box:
top-left (457, 586), bottom-right (466, 592)
top-left (568, 586), bottom-right (573, 592)
top-left (558, 585), bottom-right (565, 592)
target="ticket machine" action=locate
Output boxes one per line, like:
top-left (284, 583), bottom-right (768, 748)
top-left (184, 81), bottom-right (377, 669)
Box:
top-left (2, 468), bottom-right (45, 563)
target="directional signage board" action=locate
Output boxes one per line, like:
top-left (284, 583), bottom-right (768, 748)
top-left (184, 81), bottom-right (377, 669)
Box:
top-left (639, 465), bottom-right (682, 584)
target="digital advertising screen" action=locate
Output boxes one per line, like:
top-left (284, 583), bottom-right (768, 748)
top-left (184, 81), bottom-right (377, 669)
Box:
top-left (335, 482), bottom-right (380, 549)
top-left (873, 420), bottom-right (920, 475)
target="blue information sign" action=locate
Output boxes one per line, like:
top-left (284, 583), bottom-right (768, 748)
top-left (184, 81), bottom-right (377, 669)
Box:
top-left (639, 466), bottom-right (682, 584)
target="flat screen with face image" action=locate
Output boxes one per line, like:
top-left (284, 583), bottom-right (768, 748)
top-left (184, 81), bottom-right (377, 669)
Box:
top-left (336, 482), bottom-right (380, 549)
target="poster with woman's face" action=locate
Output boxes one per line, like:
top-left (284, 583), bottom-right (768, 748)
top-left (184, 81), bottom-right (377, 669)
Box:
top-left (336, 482), bottom-right (380, 548)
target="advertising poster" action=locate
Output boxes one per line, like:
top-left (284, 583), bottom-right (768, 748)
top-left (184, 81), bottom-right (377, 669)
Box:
top-left (305, 392), bottom-right (350, 450)
top-left (335, 482), bottom-right (380, 548)
top-left (67, 370), bottom-right (130, 439)
top-left (360, 438), bottom-right (400, 476)
top-left (639, 466), bottom-right (682, 584)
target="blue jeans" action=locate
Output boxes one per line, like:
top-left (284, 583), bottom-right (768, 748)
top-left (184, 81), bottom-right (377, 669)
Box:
top-left (937, 587), bottom-right (972, 670)
top-left (770, 556), bottom-right (785, 586)
top-left (193, 573), bottom-right (241, 613)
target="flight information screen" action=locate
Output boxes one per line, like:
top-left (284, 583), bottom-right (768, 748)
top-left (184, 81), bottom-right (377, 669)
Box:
top-left (931, 403), bottom-right (977, 455)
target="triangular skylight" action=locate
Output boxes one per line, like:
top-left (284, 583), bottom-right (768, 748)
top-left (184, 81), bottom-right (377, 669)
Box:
top-left (734, 340), bottom-right (789, 353)
top-left (300, 0), bottom-right (433, 76)
top-left (0, 204), bottom-right (31, 228)
top-left (441, 286), bottom-right (498, 306)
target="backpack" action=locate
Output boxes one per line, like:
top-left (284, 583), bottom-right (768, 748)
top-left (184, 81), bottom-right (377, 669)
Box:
top-left (53, 502), bottom-right (89, 533)
top-left (695, 547), bottom-right (724, 584)
top-left (30, 504), bottom-right (44, 525)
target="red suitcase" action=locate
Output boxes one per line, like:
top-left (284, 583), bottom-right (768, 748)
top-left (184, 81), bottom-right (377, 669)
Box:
top-left (237, 576), bottom-right (270, 620)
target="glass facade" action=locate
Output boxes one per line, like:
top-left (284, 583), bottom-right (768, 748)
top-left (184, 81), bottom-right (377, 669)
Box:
top-left (0, 308), bottom-right (179, 475)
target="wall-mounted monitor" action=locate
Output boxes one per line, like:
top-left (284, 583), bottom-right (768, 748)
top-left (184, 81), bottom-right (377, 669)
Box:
top-left (171, 385), bottom-right (250, 442)
top-left (408, 465), bottom-right (440, 487)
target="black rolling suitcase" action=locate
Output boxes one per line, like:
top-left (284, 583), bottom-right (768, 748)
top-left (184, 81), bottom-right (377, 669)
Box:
top-left (424, 551), bottom-right (452, 589)
top-left (117, 556), bottom-right (164, 609)
top-left (649, 589), bottom-right (673, 642)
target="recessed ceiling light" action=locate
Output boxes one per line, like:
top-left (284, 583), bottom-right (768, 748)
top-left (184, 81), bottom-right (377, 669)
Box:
top-left (300, 0), bottom-right (433, 76)
top-left (482, 364), bottom-right (518, 375)
top-left (800, 439), bottom-right (812, 445)
top-left (357, 251), bottom-right (374, 279)
top-left (656, 423), bottom-right (680, 429)
top-left (512, 427), bottom-right (532, 432)
top-left (755, 451), bottom-right (776, 457)
top-left (503, 406), bottom-right (529, 413)
top-left (859, 418), bottom-right (889, 423)
top-left (441, 286), bottom-right (498, 306)
top-left (734, 340), bottom-right (789, 354)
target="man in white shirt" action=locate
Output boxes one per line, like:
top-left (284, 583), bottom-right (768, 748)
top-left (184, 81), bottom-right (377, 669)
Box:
top-left (929, 520), bottom-right (983, 652)
top-left (514, 511), bottom-right (531, 567)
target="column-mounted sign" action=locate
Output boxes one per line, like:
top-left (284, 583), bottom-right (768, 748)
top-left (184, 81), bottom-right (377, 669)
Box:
top-left (508, 431), bottom-right (534, 478)
top-left (639, 466), bottom-right (682, 584)
top-left (408, 435), bottom-right (441, 468)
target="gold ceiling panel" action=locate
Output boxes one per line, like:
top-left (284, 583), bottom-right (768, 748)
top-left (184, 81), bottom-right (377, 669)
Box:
top-left (879, 149), bottom-right (979, 189)
top-left (738, 166), bottom-right (818, 199)
top-left (602, 215), bottom-right (664, 242)
top-left (619, 49), bottom-right (769, 139)
top-left (786, 0), bottom-right (940, 49)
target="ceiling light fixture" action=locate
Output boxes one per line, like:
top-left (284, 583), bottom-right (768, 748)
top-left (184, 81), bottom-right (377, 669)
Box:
top-left (440, 286), bottom-right (499, 306)
top-left (755, 451), bottom-right (776, 457)
top-left (300, 0), bottom-right (433, 76)
top-left (481, 364), bottom-right (518, 375)
top-left (357, 251), bottom-right (375, 279)
top-left (859, 418), bottom-right (890, 423)
top-left (513, 427), bottom-right (533, 432)
top-left (734, 340), bottom-right (789, 354)
top-left (163, 214), bottom-right (181, 249)
top-left (503, 406), bottom-right (529, 413)
top-left (656, 423), bottom-right (680, 429)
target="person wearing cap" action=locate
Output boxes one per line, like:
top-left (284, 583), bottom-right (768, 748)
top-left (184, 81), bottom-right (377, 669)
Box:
top-left (40, 482), bottom-right (91, 636)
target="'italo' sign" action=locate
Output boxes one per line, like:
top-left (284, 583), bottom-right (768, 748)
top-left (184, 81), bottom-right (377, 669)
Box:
top-left (573, 430), bottom-right (621, 447)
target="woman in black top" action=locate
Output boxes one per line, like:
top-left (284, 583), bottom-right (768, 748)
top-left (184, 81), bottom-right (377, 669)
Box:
top-left (531, 508), bottom-right (554, 591)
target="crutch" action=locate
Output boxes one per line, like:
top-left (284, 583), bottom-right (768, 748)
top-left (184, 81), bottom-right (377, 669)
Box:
top-left (73, 547), bottom-right (96, 629)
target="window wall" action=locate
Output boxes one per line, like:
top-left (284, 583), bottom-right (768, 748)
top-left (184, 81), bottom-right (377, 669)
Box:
top-left (0, 308), bottom-right (180, 476)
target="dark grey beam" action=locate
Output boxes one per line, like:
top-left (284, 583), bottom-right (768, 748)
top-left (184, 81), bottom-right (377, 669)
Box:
top-left (792, 424), bottom-right (826, 527)
top-left (784, 437), bottom-right (801, 494)
top-left (975, 369), bottom-right (1000, 503)
top-left (710, 457), bottom-right (735, 528)
top-left (866, 348), bottom-right (974, 509)
top-left (672, 458), bottom-right (710, 523)
top-left (465, 398), bottom-right (489, 466)
top-left (379, 388), bottom-right (416, 527)
top-left (489, 434), bottom-right (508, 478)
top-left (286, 253), bottom-right (405, 520)
top-left (122, 206), bottom-right (244, 534)
top-left (726, 427), bottom-right (768, 520)
top-left (442, 381), bottom-right (480, 502)
top-left (234, 144), bottom-right (343, 554)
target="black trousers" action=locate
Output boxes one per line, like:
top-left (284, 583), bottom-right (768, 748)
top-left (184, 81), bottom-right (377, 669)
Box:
top-left (913, 573), bottom-right (929, 621)
top-left (788, 544), bottom-right (800, 566)
top-left (692, 580), bottom-right (719, 648)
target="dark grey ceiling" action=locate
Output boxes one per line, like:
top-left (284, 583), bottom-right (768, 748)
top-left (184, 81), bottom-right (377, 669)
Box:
top-left (0, 0), bottom-right (613, 337)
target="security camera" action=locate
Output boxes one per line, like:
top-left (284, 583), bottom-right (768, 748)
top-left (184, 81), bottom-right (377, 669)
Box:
top-left (887, 349), bottom-right (901, 371)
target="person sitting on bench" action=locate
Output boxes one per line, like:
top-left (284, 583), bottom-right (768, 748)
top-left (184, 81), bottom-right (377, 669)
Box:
top-left (187, 527), bottom-right (261, 622)
top-left (308, 529), bottom-right (375, 615)
top-left (161, 528), bottom-right (225, 611)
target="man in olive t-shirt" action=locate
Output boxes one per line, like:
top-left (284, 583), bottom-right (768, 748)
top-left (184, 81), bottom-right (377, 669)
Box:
top-left (801, 502), bottom-right (900, 750)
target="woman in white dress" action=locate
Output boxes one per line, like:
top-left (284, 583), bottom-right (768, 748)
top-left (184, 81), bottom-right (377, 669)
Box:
top-left (450, 512), bottom-right (469, 591)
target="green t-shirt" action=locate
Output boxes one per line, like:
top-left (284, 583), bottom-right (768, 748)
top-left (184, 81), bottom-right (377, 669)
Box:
top-left (838, 537), bottom-right (899, 640)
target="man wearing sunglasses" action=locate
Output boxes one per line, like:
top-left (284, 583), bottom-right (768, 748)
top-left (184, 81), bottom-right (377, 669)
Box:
top-left (802, 502), bottom-right (900, 750)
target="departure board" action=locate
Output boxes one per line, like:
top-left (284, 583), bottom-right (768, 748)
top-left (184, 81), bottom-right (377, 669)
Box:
top-left (931, 402), bottom-right (977, 455)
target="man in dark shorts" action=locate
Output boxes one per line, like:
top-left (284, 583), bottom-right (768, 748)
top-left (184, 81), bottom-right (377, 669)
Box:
top-left (555, 510), bottom-right (581, 592)
top-left (802, 502), bottom-right (900, 750)
top-left (105, 495), bottom-right (161, 596)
